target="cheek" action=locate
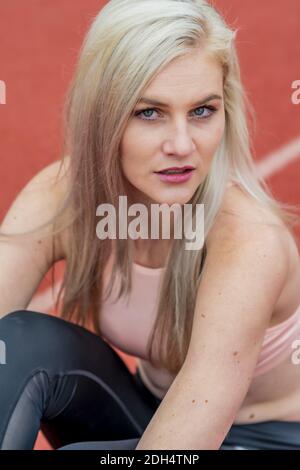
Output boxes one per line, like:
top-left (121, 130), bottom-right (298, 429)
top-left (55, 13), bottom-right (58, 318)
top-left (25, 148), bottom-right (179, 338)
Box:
top-left (121, 126), bottom-right (149, 160)
top-left (120, 133), bottom-right (144, 180)
top-left (120, 133), bottom-right (136, 173)
top-left (203, 117), bottom-right (225, 151)
top-left (121, 127), bottom-right (156, 176)
top-left (119, 131), bottom-right (131, 160)
top-left (214, 121), bottom-right (225, 145)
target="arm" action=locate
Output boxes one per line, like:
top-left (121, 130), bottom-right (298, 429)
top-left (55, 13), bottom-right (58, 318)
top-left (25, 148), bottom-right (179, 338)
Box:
top-left (0, 159), bottom-right (69, 318)
top-left (135, 214), bottom-right (289, 450)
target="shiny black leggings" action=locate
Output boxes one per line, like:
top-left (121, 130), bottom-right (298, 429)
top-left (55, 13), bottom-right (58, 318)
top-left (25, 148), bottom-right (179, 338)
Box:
top-left (0, 310), bottom-right (161, 450)
top-left (2, 310), bottom-right (300, 450)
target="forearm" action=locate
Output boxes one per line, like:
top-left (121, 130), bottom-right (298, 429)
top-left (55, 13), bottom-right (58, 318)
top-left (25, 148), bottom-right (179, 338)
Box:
top-left (135, 367), bottom-right (235, 450)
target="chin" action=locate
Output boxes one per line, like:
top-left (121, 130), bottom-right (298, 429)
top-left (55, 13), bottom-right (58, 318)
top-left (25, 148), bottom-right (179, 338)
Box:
top-left (153, 193), bottom-right (195, 206)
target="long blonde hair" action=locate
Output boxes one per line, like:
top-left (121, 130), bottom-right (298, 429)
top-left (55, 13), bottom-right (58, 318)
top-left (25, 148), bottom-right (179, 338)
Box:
top-left (1, 0), bottom-right (300, 375)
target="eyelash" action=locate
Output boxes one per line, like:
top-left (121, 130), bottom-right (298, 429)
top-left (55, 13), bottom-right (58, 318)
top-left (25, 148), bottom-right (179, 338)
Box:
top-left (134, 105), bottom-right (217, 122)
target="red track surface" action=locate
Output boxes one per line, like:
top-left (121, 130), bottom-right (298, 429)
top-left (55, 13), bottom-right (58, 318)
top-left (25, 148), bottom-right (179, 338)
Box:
top-left (0, 0), bottom-right (299, 450)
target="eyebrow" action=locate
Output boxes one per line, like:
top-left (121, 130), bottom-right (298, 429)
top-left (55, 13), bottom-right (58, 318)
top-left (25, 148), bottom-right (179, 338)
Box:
top-left (137, 94), bottom-right (223, 108)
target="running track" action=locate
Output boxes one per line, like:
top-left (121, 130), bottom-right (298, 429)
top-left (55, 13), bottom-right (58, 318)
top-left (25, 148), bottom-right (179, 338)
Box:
top-left (0, 0), bottom-right (299, 450)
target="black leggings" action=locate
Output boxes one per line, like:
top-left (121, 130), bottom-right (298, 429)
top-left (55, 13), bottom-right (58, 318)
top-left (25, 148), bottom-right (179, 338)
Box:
top-left (2, 310), bottom-right (300, 450)
top-left (0, 310), bottom-right (162, 450)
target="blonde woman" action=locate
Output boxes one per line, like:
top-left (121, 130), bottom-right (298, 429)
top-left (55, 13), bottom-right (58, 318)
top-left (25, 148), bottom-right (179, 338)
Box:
top-left (1, 0), bottom-right (300, 450)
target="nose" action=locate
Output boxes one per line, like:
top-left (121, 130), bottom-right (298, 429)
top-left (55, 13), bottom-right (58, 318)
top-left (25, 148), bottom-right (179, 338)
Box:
top-left (162, 121), bottom-right (196, 157)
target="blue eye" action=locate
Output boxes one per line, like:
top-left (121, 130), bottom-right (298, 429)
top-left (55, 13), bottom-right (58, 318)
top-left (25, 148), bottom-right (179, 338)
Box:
top-left (134, 105), bottom-right (217, 121)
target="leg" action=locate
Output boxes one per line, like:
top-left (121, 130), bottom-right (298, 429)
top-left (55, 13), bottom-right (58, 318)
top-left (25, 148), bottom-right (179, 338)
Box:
top-left (0, 310), bottom-right (162, 450)
top-left (220, 420), bottom-right (300, 450)
top-left (58, 438), bottom-right (140, 450)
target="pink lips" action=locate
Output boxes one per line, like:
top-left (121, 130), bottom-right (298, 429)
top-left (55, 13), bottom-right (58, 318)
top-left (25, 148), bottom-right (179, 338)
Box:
top-left (155, 169), bottom-right (194, 183)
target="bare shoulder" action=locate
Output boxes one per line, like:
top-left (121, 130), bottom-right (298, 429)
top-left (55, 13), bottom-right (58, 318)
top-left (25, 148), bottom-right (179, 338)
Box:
top-left (201, 182), bottom-right (300, 331)
top-left (16, 155), bottom-right (71, 261)
top-left (208, 182), bottom-right (289, 238)
top-left (206, 182), bottom-right (291, 272)
top-left (27, 156), bottom-right (71, 204)
top-left (0, 157), bottom-right (71, 316)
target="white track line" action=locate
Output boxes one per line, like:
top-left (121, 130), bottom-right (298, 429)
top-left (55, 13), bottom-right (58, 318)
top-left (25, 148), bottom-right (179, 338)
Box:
top-left (27, 136), bottom-right (300, 313)
top-left (256, 136), bottom-right (300, 179)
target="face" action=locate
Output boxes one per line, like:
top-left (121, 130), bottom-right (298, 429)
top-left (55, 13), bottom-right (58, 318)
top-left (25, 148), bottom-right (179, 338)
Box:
top-left (120, 47), bottom-right (225, 208)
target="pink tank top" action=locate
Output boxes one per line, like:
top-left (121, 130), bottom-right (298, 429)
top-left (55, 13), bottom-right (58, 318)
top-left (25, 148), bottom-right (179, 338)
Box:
top-left (100, 249), bottom-right (300, 399)
top-left (99, 181), bottom-right (300, 399)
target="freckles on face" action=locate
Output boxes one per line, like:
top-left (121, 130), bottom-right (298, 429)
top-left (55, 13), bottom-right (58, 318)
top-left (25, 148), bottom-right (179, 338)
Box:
top-left (120, 123), bottom-right (154, 176)
top-left (120, 128), bottom-right (152, 203)
top-left (121, 107), bottom-right (225, 177)
top-left (119, 48), bottom-right (226, 204)
top-left (120, 120), bottom-right (225, 206)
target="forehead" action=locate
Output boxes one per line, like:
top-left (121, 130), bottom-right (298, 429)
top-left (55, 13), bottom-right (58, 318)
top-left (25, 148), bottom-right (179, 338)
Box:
top-left (142, 49), bottom-right (223, 102)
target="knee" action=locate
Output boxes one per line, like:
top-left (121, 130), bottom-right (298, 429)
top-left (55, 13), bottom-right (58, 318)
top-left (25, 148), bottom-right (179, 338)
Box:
top-left (0, 310), bottom-right (71, 357)
top-left (0, 309), bottom-right (42, 331)
top-left (0, 309), bottom-right (100, 360)
top-left (0, 309), bottom-right (49, 335)
top-left (1, 309), bottom-right (39, 324)
top-left (0, 310), bottom-right (107, 368)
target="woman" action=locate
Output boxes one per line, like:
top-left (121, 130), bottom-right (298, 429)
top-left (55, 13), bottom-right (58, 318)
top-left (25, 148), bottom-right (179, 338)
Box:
top-left (1, 0), bottom-right (300, 450)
